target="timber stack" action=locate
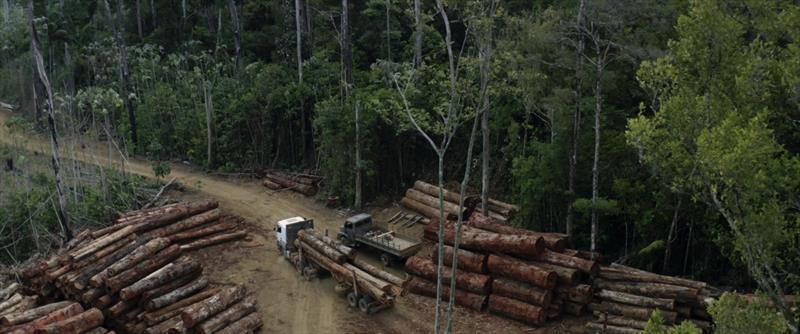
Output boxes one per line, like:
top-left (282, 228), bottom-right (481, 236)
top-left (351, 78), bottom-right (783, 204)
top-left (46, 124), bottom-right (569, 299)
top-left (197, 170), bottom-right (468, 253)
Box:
top-left (586, 263), bottom-right (720, 333)
top-left (0, 297), bottom-right (113, 334)
top-left (400, 181), bottom-right (518, 222)
top-left (262, 171), bottom-right (321, 196)
top-left (291, 228), bottom-right (407, 313)
top-left (412, 212), bottom-right (597, 326)
top-left (14, 200), bottom-right (262, 333)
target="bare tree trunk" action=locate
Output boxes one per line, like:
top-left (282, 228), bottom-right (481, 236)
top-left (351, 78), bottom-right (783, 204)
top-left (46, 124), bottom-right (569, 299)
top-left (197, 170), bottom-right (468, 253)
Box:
top-left (150, 0), bottom-right (156, 29)
top-left (181, 0), bottom-right (186, 20)
top-left (294, 0), bottom-right (303, 83)
top-left (226, 0), bottom-right (242, 68)
top-left (663, 196), bottom-right (682, 273)
top-left (341, 0), bottom-right (353, 95)
top-left (103, 0), bottom-right (138, 150)
top-left (30, 4), bottom-right (73, 241)
top-left (136, 0), bottom-right (142, 39)
top-left (567, 0), bottom-right (586, 239)
top-left (590, 50), bottom-right (602, 256)
top-left (203, 80), bottom-right (214, 168)
top-left (354, 102), bottom-right (362, 209)
top-left (385, 0), bottom-right (391, 61)
top-left (413, 0), bottom-right (422, 67)
top-left (3, 0), bottom-right (9, 22)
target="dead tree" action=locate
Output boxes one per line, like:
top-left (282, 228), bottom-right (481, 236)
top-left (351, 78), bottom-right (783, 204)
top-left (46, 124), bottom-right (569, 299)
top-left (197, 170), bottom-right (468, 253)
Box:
top-left (29, 3), bottom-right (72, 241)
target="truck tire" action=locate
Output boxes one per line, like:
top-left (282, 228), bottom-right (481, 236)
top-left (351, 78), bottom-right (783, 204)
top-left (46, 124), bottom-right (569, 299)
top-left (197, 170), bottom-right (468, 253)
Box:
top-left (380, 253), bottom-right (393, 267)
top-left (359, 295), bottom-right (374, 314)
top-left (347, 292), bottom-right (358, 308)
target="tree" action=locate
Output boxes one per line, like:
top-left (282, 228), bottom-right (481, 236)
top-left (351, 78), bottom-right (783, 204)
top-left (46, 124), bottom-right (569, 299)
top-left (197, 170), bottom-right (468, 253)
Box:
top-left (629, 0), bottom-right (800, 331)
top-left (29, 0), bottom-right (72, 242)
top-left (226, 0), bottom-right (241, 68)
top-left (566, 0), bottom-right (586, 238)
top-left (413, 0), bottom-right (422, 68)
top-left (478, 0), bottom-right (497, 217)
top-left (102, 0), bottom-right (138, 149)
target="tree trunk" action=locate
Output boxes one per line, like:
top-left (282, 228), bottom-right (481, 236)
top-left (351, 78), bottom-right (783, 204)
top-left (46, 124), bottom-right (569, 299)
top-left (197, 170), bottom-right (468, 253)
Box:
top-left (226, 0), bottom-right (241, 68)
top-left (595, 289), bottom-right (675, 310)
top-left (135, 0), bottom-right (142, 39)
top-left (405, 256), bottom-right (491, 294)
top-left (567, 0), bottom-right (586, 238)
top-left (141, 288), bottom-right (220, 326)
top-left (354, 101), bottom-right (362, 209)
top-left (2, 0), bottom-right (8, 22)
top-left (491, 277), bottom-right (552, 306)
top-left (214, 312), bottom-right (262, 334)
top-left (663, 196), bottom-right (682, 273)
top-left (486, 254), bottom-right (556, 289)
top-left (203, 80), bottom-right (214, 168)
top-left (487, 294), bottom-right (546, 326)
top-left (385, 0), bottom-right (391, 61)
top-left (105, 244), bottom-right (182, 292)
top-left (102, 237), bottom-right (170, 278)
top-left (294, 0), bottom-right (303, 83)
top-left (591, 301), bottom-right (678, 323)
top-left (120, 257), bottom-right (201, 300)
top-left (467, 212), bottom-right (568, 251)
top-left (179, 231), bottom-right (246, 251)
top-left (593, 278), bottom-right (699, 302)
top-left (590, 47), bottom-right (604, 256)
top-left (196, 296), bottom-right (256, 334)
top-left (426, 220), bottom-right (545, 257)
top-left (103, 0), bottom-right (137, 149)
top-left (145, 277), bottom-right (208, 311)
top-left (297, 230), bottom-right (347, 263)
top-left (431, 245), bottom-right (487, 274)
top-left (413, 0), bottom-right (422, 67)
top-left (29, 8), bottom-right (72, 241)
top-left (180, 285), bottom-right (246, 328)
top-left (0, 301), bottom-right (73, 326)
top-left (408, 277), bottom-right (486, 312)
top-left (341, 0), bottom-right (353, 94)
top-left (150, 0), bottom-right (156, 29)
top-left (33, 308), bottom-right (104, 334)
top-left (535, 248), bottom-right (599, 274)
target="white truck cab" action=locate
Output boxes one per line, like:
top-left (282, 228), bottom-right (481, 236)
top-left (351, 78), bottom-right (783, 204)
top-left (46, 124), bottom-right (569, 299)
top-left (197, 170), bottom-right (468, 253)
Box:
top-left (274, 216), bottom-right (314, 257)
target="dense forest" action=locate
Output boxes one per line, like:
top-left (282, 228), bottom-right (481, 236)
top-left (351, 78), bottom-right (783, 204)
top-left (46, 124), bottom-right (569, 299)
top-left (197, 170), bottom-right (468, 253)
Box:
top-left (0, 0), bottom-right (798, 331)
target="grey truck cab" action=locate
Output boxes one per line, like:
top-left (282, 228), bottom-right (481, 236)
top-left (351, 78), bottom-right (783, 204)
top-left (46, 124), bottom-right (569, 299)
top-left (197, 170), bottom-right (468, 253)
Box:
top-left (338, 213), bottom-right (422, 266)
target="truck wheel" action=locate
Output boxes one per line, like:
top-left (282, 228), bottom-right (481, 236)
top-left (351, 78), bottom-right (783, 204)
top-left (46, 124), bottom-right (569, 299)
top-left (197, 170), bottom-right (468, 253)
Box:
top-left (347, 292), bottom-right (358, 308)
top-left (358, 296), bottom-right (374, 314)
top-left (380, 253), bottom-right (393, 267)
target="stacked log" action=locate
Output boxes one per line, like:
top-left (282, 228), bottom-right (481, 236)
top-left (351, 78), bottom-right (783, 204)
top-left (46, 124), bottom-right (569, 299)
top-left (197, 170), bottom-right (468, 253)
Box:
top-left (0, 301), bottom-right (112, 334)
top-left (587, 264), bottom-right (718, 333)
top-left (413, 213), bottom-right (599, 326)
top-left (399, 181), bottom-right (477, 221)
top-left (14, 201), bottom-right (262, 334)
top-left (293, 229), bottom-right (406, 312)
top-left (262, 171), bottom-right (320, 196)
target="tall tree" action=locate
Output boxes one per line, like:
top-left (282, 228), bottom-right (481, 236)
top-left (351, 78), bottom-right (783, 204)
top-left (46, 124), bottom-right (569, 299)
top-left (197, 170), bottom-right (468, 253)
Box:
top-left (103, 0), bottom-right (138, 148)
top-left (478, 1), bottom-right (496, 216)
top-left (29, 1), bottom-right (72, 241)
top-left (135, 0), bottom-right (142, 39)
top-left (226, 0), bottom-right (241, 68)
top-left (385, 0), bottom-right (391, 61)
top-left (413, 0), bottom-right (422, 67)
top-left (294, 0), bottom-right (304, 83)
top-left (566, 0), bottom-right (586, 238)
top-left (354, 101), bottom-right (361, 209)
top-left (341, 0), bottom-right (353, 93)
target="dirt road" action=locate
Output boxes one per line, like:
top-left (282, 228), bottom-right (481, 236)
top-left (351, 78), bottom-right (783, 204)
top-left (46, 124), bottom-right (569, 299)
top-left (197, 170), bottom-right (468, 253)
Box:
top-left (0, 108), bottom-right (586, 333)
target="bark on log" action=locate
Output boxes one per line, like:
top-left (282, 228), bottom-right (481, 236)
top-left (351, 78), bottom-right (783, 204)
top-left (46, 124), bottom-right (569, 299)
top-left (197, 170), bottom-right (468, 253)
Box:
top-left (0, 283), bottom-right (19, 300)
top-left (412, 181), bottom-right (478, 207)
top-left (530, 261), bottom-right (579, 286)
top-left (563, 301), bottom-right (584, 315)
top-left (5, 303), bottom-right (84, 334)
top-left (142, 209), bottom-right (221, 239)
top-left (585, 322), bottom-right (640, 334)
top-left (214, 312), bottom-right (262, 334)
top-left (563, 249), bottom-right (603, 262)
top-left (298, 230), bottom-right (347, 263)
top-left (70, 225), bottom-right (136, 261)
top-left (140, 271), bottom-right (203, 305)
top-left (601, 265), bottom-right (707, 289)
top-left (592, 312), bottom-right (648, 330)
top-left (467, 212), bottom-right (567, 251)
top-left (104, 237), bottom-right (171, 278)
top-left (556, 284), bottom-right (593, 305)
top-left (120, 257), bottom-right (201, 300)
top-left (0, 297), bottom-right (36, 317)
top-left (486, 255), bottom-right (557, 289)
top-left (487, 294), bottom-right (545, 326)
top-left (427, 220), bottom-right (545, 258)
top-left (492, 277), bottom-right (552, 306)
top-left (535, 248), bottom-right (599, 275)
top-left (265, 174), bottom-right (316, 196)
top-left (487, 198), bottom-right (519, 213)
top-left (93, 199), bottom-right (218, 238)
top-left (145, 315), bottom-right (182, 334)
top-left (33, 308), bottom-right (104, 334)
top-left (71, 239), bottom-right (141, 290)
top-left (167, 222), bottom-right (236, 244)
top-left (146, 277), bottom-right (209, 311)
top-left (404, 256), bottom-right (491, 294)
top-left (105, 244), bottom-right (182, 293)
top-left (296, 241), bottom-right (389, 303)
top-left (342, 263), bottom-right (401, 297)
top-left (400, 197), bottom-right (457, 221)
top-left (195, 296), bottom-right (256, 334)
top-left (306, 229), bottom-right (355, 258)
top-left (0, 301), bottom-right (72, 326)
top-left (590, 301), bottom-right (678, 323)
top-left (594, 278), bottom-right (699, 302)
top-left (350, 256), bottom-right (406, 288)
top-left (431, 244), bottom-right (488, 274)
top-left (406, 189), bottom-right (468, 217)
top-left (595, 289), bottom-right (675, 309)
top-left (180, 285), bottom-right (246, 328)
top-left (407, 277), bottom-right (487, 311)
top-left (83, 328), bottom-right (109, 334)
top-left (142, 288), bottom-right (219, 326)
top-left (73, 235), bottom-right (136, 269)
top-left (179, 231), bottom-right (247, 251)
top-left (262, 179), bottom-right (281, 190)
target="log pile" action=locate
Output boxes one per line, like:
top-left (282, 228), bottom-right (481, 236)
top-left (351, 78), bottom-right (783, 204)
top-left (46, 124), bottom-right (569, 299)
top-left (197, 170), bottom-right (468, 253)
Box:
top-left (14, 201), bottom-right (262, 333)
top-left (0, 300), bottom-right (112, 334)
top-left (0, 283), bottom-right (38, 321)
top-left (292, 229), bottom-right (407, 313)
top-left (412, 212), bottom-right (597, 326)
top-left (262, 171), bottom-right (321, 196)
top-left (587, 263), bottom-right (720, 333)
top-left (401, 181), bottom-right (519, 222)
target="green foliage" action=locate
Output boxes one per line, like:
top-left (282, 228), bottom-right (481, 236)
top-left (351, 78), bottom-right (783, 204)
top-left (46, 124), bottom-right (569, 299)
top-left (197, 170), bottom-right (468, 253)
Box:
top-left (151, 161), bottom-right (171, 179)
top-left (643, 310), bottom-right (702, 334)
top-left (709, 293), bottom-right (789, 334)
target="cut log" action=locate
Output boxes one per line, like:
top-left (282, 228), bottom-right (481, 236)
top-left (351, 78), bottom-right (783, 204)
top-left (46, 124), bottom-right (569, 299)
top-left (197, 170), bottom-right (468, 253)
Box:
top-left (146, 277), bottom-right (209, 311)
top-left (412, 181), bottom-right (478, 207)
top-left (601, 265), bottom-right (707, 289)
top-left (296, 240), bottom-right (389, 303)
top-left (5, 303), bottom-right (84, 334)
top-left (405, 189), bottom-right (468, 217)
top-left (592, 312), bottom-right (648, 330)
top-left (179, 231), bottom-right (247, 251)
top-left (0, 301), bottom-right (73, 326)
top-left (120, 256), bottom-right (201, 300)
top-left (486, 254), bottom-right (556, 289)
top-left (530, 261), bottom-right (579, 286)
top-left (214, 312), bottom-right (262, 334)
top-left (142, 288), bottom-right (220, 326)
top-left (298, 230), bottom-right (347, 263)
top-left (404, 256), bottom-right (491, 294)
top-left (72, 235), bottom-right (136, 269)
top-left (594, 278), bottom-right (699, 302)
top-left (467, 212), bottom-right (568, 251)
top-left (71, 239), bottom-right (142, 290)
top-left (306, 229), bottom-right (355, 258)
top-left (556, 284), bottom-right (593, 305)
top-left (595, 289), bottom-right (675, 309)
top-left (180, 285), bottom-right (246, 328)
top-left (105, 244), bottom-right (182, 293)
top-left (343, 263), bottom-right (401, 297)
top-left (33, 308), bottom-right (104, 334)
top-left (262, 179), bottom-right (281, 190)
top-left (487, 198), bottom-right (519, 214)
top-left (427, 220), bottom-right (544, 258)
top-left (535, 248), bottom-right (599, 275)
top-left (590, 300), bottom-right (678, 323)
top-left (563, 301), bottom-right (584, 315)
top-left (407, 277), bottom-right (487, 311)
top-left (487, 294), bottom-right (545, 326)
top-left (400, 197), bottom-right (457, 221)
top-left (0, 283), bottom-right (19, 300)
top-left (585, 322), bottom-right (640, 334)
top-left (492, 277), bottom-right (552, 306)
top-left (350, 256), bottom-right (406, 287)
top-left (195, 296), bottom-right (256, 334)
top-left (70, 225), bottom-right (136, 261)
top-left (104, 237), bottom-right (171, 277)
top-left (167, 222), bottom-right (236, 244)
top-left (108, 299), bottom-right (136, 318)
top-left (563, 249), bottom-right (603, 262)
top-left (145, 315), bottom-right (183, 334)
top-left (431, 245), bottom-right (488, 274)
top-left (0, 293), bottom-right (22, 312)
top-left (140, 270), bottom-right (203, 304)
top-left (265, 174), bottom-right (316, 196)
top-left (0, 297), bottom-right (36, 317)
top-left (93, 199), bottom-right (219, 238)
top-left (142, 209), bottom-right (221, 239)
